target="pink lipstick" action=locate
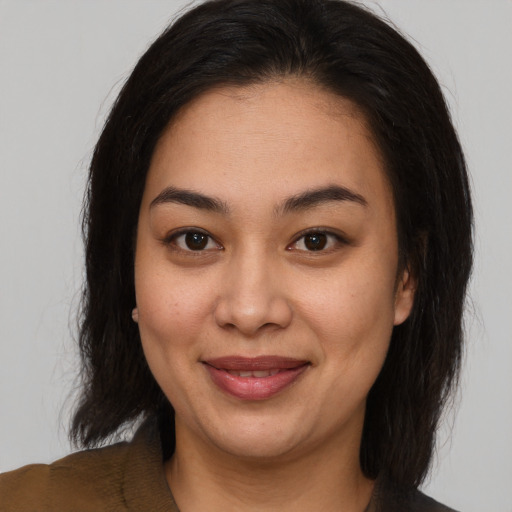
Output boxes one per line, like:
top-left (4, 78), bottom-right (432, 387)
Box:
top-left (203, 356), bottom-right (309, 400)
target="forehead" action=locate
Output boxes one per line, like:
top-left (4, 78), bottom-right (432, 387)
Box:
top-left (144, 80), bottom-right (392, 215)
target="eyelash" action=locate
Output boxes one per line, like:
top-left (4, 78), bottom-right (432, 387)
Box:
top-left (162, 228), bottom-right (223, 253)
top-left (162, 228), bottom-right (349, 256)
top-left (288, 229), bottom-right (348, 253)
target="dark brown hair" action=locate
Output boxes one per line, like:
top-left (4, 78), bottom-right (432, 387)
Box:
top-left (71, 0), bottom-right (473, 490)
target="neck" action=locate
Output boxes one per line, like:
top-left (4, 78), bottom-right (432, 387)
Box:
top-left (165, 417), bottom-right (374, 512)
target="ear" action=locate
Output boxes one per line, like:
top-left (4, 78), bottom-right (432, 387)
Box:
top-left (131, 307), bottom-right (139, 323)
top-left (393, 267), bottom-right (416, 326)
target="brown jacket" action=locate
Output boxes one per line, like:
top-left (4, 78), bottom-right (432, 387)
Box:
top-left (0, 420), bottom-right (457, 511)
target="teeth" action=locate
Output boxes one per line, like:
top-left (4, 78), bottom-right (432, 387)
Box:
top-left (227, 369), bottom-right (281, 378)
top-left (253, 370), bottom-right (271, 377)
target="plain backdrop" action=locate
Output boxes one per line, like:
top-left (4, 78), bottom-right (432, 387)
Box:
top-left (0, 1), bottom-right (511, 510)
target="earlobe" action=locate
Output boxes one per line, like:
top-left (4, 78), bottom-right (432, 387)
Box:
top-left (393, 268), bottom-right (416, 326)
top-left (132, 307), bottom-right (139, 323)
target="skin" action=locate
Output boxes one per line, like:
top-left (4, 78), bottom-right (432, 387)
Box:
top-left (134, 79), bottom-right (415, 512)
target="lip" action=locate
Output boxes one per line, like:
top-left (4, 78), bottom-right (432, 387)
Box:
top-left (203, 356), bottom-right (310, 401)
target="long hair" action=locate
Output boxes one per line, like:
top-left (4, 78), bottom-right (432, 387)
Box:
top-left (71, 0), bottom-right (473, 489)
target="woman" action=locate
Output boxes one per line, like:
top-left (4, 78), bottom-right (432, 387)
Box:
top-left (0, 0), bottom-right (472, 510)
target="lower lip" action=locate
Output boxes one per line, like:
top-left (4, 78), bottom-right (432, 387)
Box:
top-left (204, 364), bottom-right (309, 401)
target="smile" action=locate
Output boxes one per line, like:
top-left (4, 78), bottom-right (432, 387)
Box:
top-left (203, 356), bottom-right (310, 400)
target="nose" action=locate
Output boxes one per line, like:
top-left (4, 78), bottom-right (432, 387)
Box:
top-left (213, 249), bottom-right (293, 337)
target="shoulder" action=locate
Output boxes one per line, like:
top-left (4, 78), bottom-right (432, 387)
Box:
top-left (409, 489), bottom-right (459, 512)
top-left (372, 477), bottom-right (459, 512)
top-left (0, 441), bottom-right (132, 511)
top-left (0, 419), bottom-right (178, 512)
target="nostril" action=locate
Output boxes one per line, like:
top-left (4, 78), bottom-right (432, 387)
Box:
top-left (213, 287), bottom-right (293, 335)
top-left (219, 321), bottom-right (282, 337)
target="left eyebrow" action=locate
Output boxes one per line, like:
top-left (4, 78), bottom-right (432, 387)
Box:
top-left (277, 184), bottom-right (368, 215)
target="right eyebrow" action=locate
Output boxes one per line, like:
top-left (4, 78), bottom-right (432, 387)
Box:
top-left (150, 186), bottom-right (229, 214)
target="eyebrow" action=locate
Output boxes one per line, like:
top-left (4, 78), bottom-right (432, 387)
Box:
top-left (278, 184), bottom-right (367, 215)
top-left (150, 184), bottom-right (367, 216)
top-left (150, 186), bottom-right (229, 214)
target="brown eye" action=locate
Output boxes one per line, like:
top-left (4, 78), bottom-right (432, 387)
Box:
top-left (289, 231), bottom-right (344, 253)
top-left (303, 233), bottom-right (328, 251)
top-left (185, 232), bottom-right (209, 250)
top-left (167, 230), bottom-right (221, 252)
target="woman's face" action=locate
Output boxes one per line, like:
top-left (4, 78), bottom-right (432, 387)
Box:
top-left (134, 80), bottom-right (415, 461)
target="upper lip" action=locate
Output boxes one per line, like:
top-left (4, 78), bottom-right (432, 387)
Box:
top-left (203, 356), bottom-right (309, 371)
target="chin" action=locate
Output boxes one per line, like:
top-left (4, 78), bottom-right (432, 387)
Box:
top-left (194, 409), bottom-right (315, 462)
top-left (211, 430), bottom-right (303, 461)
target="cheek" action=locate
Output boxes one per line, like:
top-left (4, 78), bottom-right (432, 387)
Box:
top-left (293, 258), bottom-right (397, 399)
top-left (136, 274), bottom-right (212, 348)
top-left (284, 265), bottom-right (396, 431)
top-left (133, 246), bottom-right (219, 370)
top-left (298, 265), bottom-right (396, 344)
top-left (134, 266), bottom-right (217, 412)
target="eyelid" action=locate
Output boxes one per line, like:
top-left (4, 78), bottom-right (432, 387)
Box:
top-left (287, 228), bottom-right (350, 251)
top-left (160, 226), bottom-right (349, 253)
top-left (162, 227), bottom-right (223, 252)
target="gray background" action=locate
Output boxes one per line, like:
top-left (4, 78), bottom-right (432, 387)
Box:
top-left (0, 1), bottom-right (511, 510)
